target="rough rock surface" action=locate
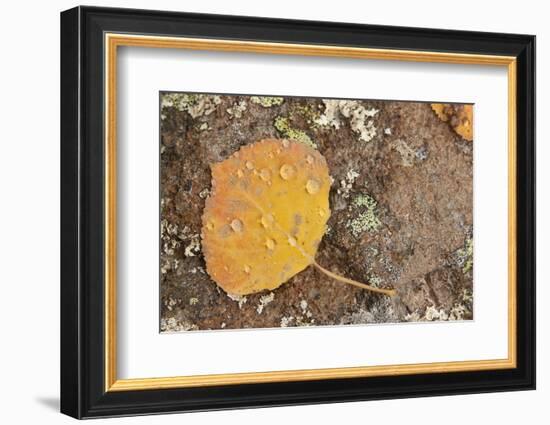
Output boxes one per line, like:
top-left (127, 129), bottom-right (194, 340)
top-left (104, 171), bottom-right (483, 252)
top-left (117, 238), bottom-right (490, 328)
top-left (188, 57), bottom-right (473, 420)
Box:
top-left (159, 93), bottom-right (473, 332)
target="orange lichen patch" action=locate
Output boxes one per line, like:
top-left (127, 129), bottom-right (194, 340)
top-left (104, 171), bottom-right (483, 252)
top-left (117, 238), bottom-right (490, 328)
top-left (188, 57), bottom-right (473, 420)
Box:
top-left (201, 139), bottom-right (331, 295)
top-left (431, 103), bottom-right (473, 142)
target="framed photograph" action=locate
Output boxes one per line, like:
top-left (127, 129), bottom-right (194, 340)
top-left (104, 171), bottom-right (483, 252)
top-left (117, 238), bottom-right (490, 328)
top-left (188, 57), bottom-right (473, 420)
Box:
top-left (60, 6), bottom-right (535, 419)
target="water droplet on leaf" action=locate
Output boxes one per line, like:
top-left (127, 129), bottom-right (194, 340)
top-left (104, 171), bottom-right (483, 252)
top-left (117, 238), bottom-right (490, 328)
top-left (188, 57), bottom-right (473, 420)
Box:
top-left (279, 164), bottom-right (296, 180)
top-left (261, 213), bottom-right (275, 228)
top-left (306, 179), bottom-right (321, 194)
top-left (230, 219), bottom-right (243, 232)
top-left (265, 238), bottom-right (276, 250)
top-left (259, 168), bottom-right (271, 182)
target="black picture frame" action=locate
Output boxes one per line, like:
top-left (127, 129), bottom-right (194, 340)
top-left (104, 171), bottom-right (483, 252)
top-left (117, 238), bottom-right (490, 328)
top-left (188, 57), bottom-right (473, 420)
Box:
top-left (61, 5), bottom-right (536, 419)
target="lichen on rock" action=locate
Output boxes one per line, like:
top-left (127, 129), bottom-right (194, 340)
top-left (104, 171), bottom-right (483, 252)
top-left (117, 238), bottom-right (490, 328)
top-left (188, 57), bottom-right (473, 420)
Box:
top-left (273, 116), bottom-right (317, 149)
top-left (347, 194), bottom-right (382, 237)
top-left (256, 292), bottom-right (275, 314)
top-left (251, 96), bottom-right (284, 107)
top-left (227, 293), bottom-right (248, 309)
top-left (337, 169), bottom-right (360, 199)
top-left (161, 93), bottom-right (221, 118)
top-left (455, 237), bottom-right (473, 274)
top-left (226, 100), bottom-right (248, 118)
top-left (392, 139), bottom-right (417, 167)
top-left (315, 99), bottom-right (379, 142)
top-left (160, 317), bottom-right (198, 332)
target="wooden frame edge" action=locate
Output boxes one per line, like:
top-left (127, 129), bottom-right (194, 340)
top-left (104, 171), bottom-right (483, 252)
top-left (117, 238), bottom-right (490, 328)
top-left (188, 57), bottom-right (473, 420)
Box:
top-left (104, 33), bottom-right (518, 392)
top-left (108, 358), bottom-right (516, 391)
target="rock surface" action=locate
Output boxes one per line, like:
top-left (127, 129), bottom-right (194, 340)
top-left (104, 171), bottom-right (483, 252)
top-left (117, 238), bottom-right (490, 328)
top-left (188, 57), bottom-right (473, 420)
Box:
top-left (160, 93), bottom-right (473, 332)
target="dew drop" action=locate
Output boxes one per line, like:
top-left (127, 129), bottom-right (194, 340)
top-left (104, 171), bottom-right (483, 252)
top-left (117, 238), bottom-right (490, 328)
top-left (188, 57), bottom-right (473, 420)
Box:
top-left (265, 238), bottom-right (276, 250)
top-left (282, 139), bottom-right (290, 148)
top-left (230, 218), bottom-right (243, 232)
top-left (259, 168), bottom-right (271, 182)
top-left (318, 208), bottom-right (326, 217)
top-left (288, 236), bottom-right (297, 247)
top-left (306, 155), bottom-right (314, 164)
top-left (306, 179), bottom-right (321, 194)
top-left (244, 265), bottom-right (251, 274)
top-left (261, 213), bottom-right (275, 228)
top-left (245, 161), bottom-right (254, 170)
top-left (236, 169), bottom-right (244, 178)
top-left (206, 221), bottom-right (215, 230)
top-left (279, 164), bottom-right (296, 180)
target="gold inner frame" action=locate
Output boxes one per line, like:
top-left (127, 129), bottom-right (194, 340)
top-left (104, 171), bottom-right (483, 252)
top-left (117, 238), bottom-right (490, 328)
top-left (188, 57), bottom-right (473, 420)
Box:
top-left (104, 33), bottom-right (517, 392)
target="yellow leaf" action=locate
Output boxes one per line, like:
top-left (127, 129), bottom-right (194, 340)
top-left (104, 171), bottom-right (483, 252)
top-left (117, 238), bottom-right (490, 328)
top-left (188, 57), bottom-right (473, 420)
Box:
top-left (201, 138), bottom-right (395, 297)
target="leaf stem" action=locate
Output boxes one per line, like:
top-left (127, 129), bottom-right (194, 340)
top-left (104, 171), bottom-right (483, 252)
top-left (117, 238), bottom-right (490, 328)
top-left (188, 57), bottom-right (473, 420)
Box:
top-left (313, 261), bottom-right (396, 297)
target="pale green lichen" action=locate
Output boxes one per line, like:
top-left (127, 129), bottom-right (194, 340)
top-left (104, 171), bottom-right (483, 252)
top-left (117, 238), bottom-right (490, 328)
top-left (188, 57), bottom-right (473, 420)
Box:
top-left (352, 193), bottom-right (377, 209)
top-left (348, 212), bottom-right (381, 237)
top-left (367, 275), bottom-right (383, 288)
top-left (273, 116), bottom-right (317, 149)
top-left (161, 93), bottom-right (221, 118)
top-left (294, 104), bottom-right (321, 126)
top-left (250, 96), bottom-right (284, 107)
top-left (456, 237), bottom-right (473, 274)
top-left (347, 194), bottom-right (382, 237)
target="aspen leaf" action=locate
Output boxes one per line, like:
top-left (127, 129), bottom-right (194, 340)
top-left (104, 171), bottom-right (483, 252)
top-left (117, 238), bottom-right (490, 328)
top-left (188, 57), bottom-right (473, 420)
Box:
top-left (201, 139), bottom-right (395, 297)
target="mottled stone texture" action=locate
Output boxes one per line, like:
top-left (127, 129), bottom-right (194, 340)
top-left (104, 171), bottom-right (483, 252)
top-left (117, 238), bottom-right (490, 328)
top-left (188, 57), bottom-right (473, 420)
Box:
top-left (160, 93), bottom-right (473, 332)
